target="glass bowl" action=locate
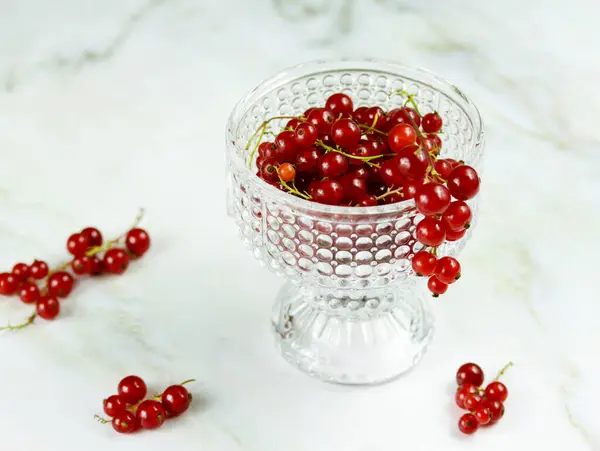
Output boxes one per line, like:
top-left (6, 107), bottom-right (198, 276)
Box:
top-left (226, 59), bottom-right (484, 385)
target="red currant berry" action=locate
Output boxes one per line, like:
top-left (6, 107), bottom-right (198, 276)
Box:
top-left (118, 375), bottom-right (147, 404)
top-left (325, 93), bottom-right (353, 117)
top-left (415, 183), bottom-right (451, 216)
top-left (458, 413), bottom-right (479, 435)
top-left (274, 130), bottom-right (298, 161)
top-left (411, 251), bottom-right (437, 276)
top-left (36, 296), bottom-right (60, 320)
top-left (303, 107), bottom-right (316, 117)
top-left (260, 142), bottom-right (277, 160)
top-left (89, 256), bottom-right (104, 275)
top-left (435, 256), bottom-right (461, 284)
top-left (415, 217), bottom-right (446, 246)
top-left (464, 394), bottom-right (484, 411)
top-left (427, 276), bottom-right (448, 296)
top-left (433, 160), bottom-right (452, 180)
top-left (319, 152), bottom-right (348, 178)
top-left (366, 106), bottom-right (385, 128)
top-left (0, 272), bottom-right (19, 295)
top-left (126, 228), bottom-right (150, 258)
top-left (136, 400), bottom-right (166, 430)
top-left (351, 106), bottom-right (369, 125)
top-left (278, 163), bottom-right (296, 182)
top-left (294, 122), bottom-right (318, 147)
top-left (483, 399), bottom-right (505, 424)
top-left (348, 141), bottom-right (376, 167)
top-left (388, 124), bottom-right (417, 153)
top-left (112, 410), bottom-right (139, 434)
top-left (71, 255), bottom-right (92, 275)
top-left (295, 148), bottom-right (320, 173)
top-left (161, 384), bottom-right (192, 416)
top-left (67, 232), bottom-right (90, 257)
top-left (456, 384), bottom-right (479, 409)
top-left (103, 394), bottom-right (127, 417)
top-left (340, 175), bottom-right (367, 202)
top-left (445, 228), bottom-right (467, 242)
top-left (12, 262), bottom-right (31, 282)
top-left (484, 381), bottom-right (508, 403)
top-left (259, 158), bottom-right (279, 182)
top-left (19, 282), bottom-right (40, 304)
top-left (474, 408), bottom-right (492, 425)
top-left (29, 260), bottom-right (49, 280)
top-left (399, 107), bottom-right (421, 128)
top-left (286, 118), bottom-right (302, 131)
top-left (402, 180), bottom-right (422, 200)
top-left (81, 227), bottom-right (103, 247)
top-left (332, 118), bottom-right (361, 149)
top-left (310, 180), bottom-right (344, 205)
top-left (357, 195), bottom-right (378, 206)
top-left (103, 248), bottom-right (130, 275)
top-left (447, 165), bottom-right (480, 200)
top-left (442, 201), bottom-right (472, 231)
top-left (456, 363), bottom-right (485, 387)
top-left (307, 108), bottom-right (335, 136)
top-left (47, 271), bottom-right (74, 298)
top-left (427, 134), bottom-right (442, 153)
top-left (380, 158), bottom-right (406, 188)
top-left (396, 147), bottom-right (430, 180)
top-left (422, 112), bottom-right (443, 133)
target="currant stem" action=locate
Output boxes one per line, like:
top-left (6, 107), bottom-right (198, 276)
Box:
top-left (376, 187), bottom-right (403, 201)
top-left (178, 378), bottom-right (196, 386)
top-left (493, 361), bottom-right (514, 381)
top-left (0, 313), bottom-right (36, 332)
top-left (94, 414), bottom-right (111, 424)
top-left (245, 115), bottom-right (304, 168)
top-left (315, 140), bottom-right (384, 167)
top-left (430, 247), bottom-right (438, 257)
top-left (358, 123), bottom-right (388, 136)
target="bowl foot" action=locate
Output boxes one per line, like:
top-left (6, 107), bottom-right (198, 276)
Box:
top-left (271, 282), bottom-right (434, 385)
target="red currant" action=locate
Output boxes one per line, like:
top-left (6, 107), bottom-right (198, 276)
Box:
top-left (463, 394), bottom-right (484, 411)
top-left (67, 232), bottom-right (90, 257)
top-left (274, 130), bottom-right (298, 161)
top-left (103, 394), bottom-right (127, 417)
top-left (325, 93), bottom-right (353, 117)
top-left (341, 175), bottom-right (368, 202)
top-left (427, 276), bottom-right (448, 296)
top-left (278, 163), bottom-right (296, 182)
top-left (434, 159), bottom-right (453, 180)
top-left (125, 228), bottom-right (151, 257)
top-left (332, 118), bottom-right (361, 149)
top-left (112, 410), bottom-right (139, 434)
top-left (259, 158), bottom-right (279, 182)
top-left (310, 180), bottom-right (344, 205)
top-left (47, 271), bottom-right (74, 298)
top-left (12, 262), bottom-right (31, 282)
top-left (427, 134), bottom-right (442, 153)
top-left (447, 165), bottom-right (480, 200)
top-left (295, 148), bottom-right (320, 173)
top-left (388, 124), bottom-right (417, 153)
top-left (294, 122), bottom-right (318, 147)
top-left (161, 384), bottom-right (192, 416)
top-left (136, 400), bottom-right (166, 430)
top-left (402, 180), bottom-right (422, 199)
top-left (29, 260), bottom-right (49, 279)
top-left (456, 363), bottom-right (485, 387)
top-left (396, 147), bottom-right (430, 180)
top-left (36, 296), bottom-right (60, 320)
top-left (415, 217), bottom-right (446, 246)
top-left (319, 152), bottom-right (348, 178)
top-left (474, 408), bottom-right (492, 425)
top-left (81, 227), bottom-right (103, 247)
top-left (103, 248), bottom-right (130, 275)
top-left (286, 118), bottom-right (302, 131)
top-left (118, 375), bottom-right (147, 404)
top-left (415, 183), bottom-right (451, 216)
top-left (307, 108), bottom-right (335, 136)
top-left (411, 251), bottom-right (437, 276)
top-left (484, 381), bottom-right (508, 403)
top-left (0, 272), bottom-right (19, 295)
top-left (71, 255), bottom-right (92, 275)
top-left (482, 399), bottom-right (505, 424)
top-left (455, 384), bottom-right (478, 409)
top-left (380, 158), bottom-right (406, 188)
top-left (357, 195), bottom-right (378, 206)
top-left (435, 256), bottom-right (461, 284)
top-left (445, 228), bottom-right (467, 241)
top-left (422, 112), bottom-right (443, 133)
top-left (89, 256), bottom-right (104, 275)
top-left (366, 106), bottom-right (385, 129)
top-left (442, 201), bottom-right (472, 231)
top-left (458, 413), bottom-right (479, 435)
top-left (19, 282), bottom-right (40, 304)
top-left (351, 106), bottom-right (369, 125)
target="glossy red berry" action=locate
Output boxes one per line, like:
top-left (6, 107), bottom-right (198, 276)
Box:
top-left (71, 255), bottom-right (92, 275)
top-left (29, 260), bottom-right (49, 279)
top-left (402, 180), bottom-right (422, 199)
top-left (104, 394), bottom-right (127, 417)
top-left (112, 410), bottom-right (139, 434)
top-left (456, 363), bottom-right (485, 387)
top-left (456, 384), bottom-right (479, 409)
top-left (396, 147), bottom-right (430, 180)
top-left (0, 272), bottom-right (19, 295)
top-left (325, 93), bottom-right (353, 117)
top-left (445, 228), bottom-right (467, 242)
top-left (103, 248), bottom-right (130, 275)
top-left (294, 122), bottom-right (318, 147)
top-left (307, 108), bottom-right (335, 135)
top-left (464, 394), bottom-right (484, 411)
top-left (286, 118), bottom-right (302, 131)
top-left (319, 152), bottom-right (348, 178)
top-left (19, 282), bottom-right (40, 304)
top-left (47, 271), bottom-right (74, 298)
top-left (349, 140), bottom-right (379, 167)
top-left (474, 408), bottom-right (492, 425)
top-left (388, 124), bottom-right (417, 153)
top-left (411, 251), bottom-right (437, 276)
top-left (415, 217), bottom-right (446, 246)
top-left (357, 195), bottom-right (378, 206)
top-left (427, 134), bottom-right (442, 153)
top-left (278, 163), bottom-right (296, 182)
top-left (380, 158), bottom-right (406, 188)
top-left (458, 413), bottom-right (479, 435)
top-left (295, 148), bottom-right (320, 173)
top-left (427, 276), bottom-right (448, 296)
top-left (483, 399), bottom-right (505, 424)
top-left (118, 375), bottom-right (147, 404)
top-left (36, 296), bottom-right (60, 320)
top-left (484, 381), bottom-right (508, 403)
top-left (310, 180), bottom-right (344, 205)
top-left (415, 183), bottom-right (451, 216)
top-left (422, 112), bottom-right (443, 133)
top-left (259, 158), bottom-right (279, 182)
top-left (351, 106), bottom-right (369, 125)
top-left (435, 256), bottom-right (461, 284)
top-left (341, 175), bottom-right (368, 202)
top-left (136, 400), bottom-right (166, 430)
top-left (447, 165), bottom-right (480, 200)
top-left (366, 106), bottom-right (385, 129)
top-left (442, 201), bottom-right (472, 231)
top-left (161, 385), bottom-right (192, 416)
top-left (67, 232), bottom-right (90, 257)
top-left (81, 227), bottom-right (103, 247)
top-left (89, 256), bottom-right (104, 276)
top-left (274, 130), bottom-right (298, 161)
top-left (12, 263), bottom-right (31, 282)
top-left (332, 118), bottom-right (361, 149)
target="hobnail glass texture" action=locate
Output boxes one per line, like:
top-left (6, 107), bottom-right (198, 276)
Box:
top-left (226, 59), bottom-right (484, 384)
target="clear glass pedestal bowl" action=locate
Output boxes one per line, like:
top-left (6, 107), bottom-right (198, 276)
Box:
top-left (226, 59), bottom-right (484, 385)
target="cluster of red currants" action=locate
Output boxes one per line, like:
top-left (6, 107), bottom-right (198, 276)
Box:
top-left (247, 92), bottom-right (479, 296)
top-left (0, 212), bottom-right (150, 329)
top-left (455, 362), bottom-right (512, 435)
top-left (97, 375), bottom-right (194, 433)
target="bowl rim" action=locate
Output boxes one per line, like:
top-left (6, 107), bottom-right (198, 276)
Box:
top-left (226, 58), bottom-right (484, 216)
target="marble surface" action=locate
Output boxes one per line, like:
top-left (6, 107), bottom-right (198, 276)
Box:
top-left (1, 0), bottom-right (599, 449)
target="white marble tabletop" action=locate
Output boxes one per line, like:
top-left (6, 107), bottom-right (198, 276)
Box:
top-left (1, 0), bottom-right (598, 449)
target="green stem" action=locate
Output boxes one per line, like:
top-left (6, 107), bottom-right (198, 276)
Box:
top-left (245, 115), bottom-right (304, 168)
top-left (358, 123), bottom-right (388, 136)
top-left (315, 140), bottom-right (385, 167)
top-left (494, 361), bottom-right (514, 381)
top-left (376, 187), bottom-right (403, 201)
top-left (94, 414), bottom-right (110, 424)
top-left (0, 313), bottom-right (36, 332)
